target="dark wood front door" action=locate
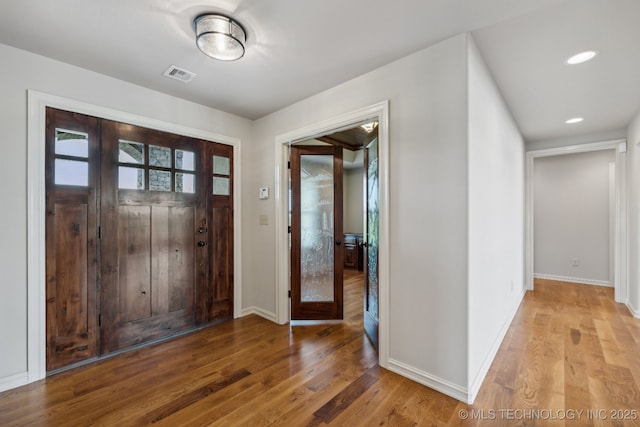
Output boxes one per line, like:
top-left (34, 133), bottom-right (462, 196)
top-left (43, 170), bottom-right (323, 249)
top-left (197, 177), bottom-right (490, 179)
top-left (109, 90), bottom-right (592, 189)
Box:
top-left (99, 120), bottom-right (207, 353)
top-left (290, 145), bottom-right (344, 320)
top-left (363, 137), bottom-right (379, 348)
top-left (45, 108), bottom-right (234, 369)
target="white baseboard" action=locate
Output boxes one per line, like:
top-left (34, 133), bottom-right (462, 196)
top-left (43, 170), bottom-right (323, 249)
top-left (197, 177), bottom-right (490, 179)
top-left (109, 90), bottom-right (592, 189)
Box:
top-left (468, 289), bottom-right (526, 404)
top-left (387, 358), bottom-right (469, 403)
top-left (534, 273), bottom-right (612, 287)
top-left (0, 371), bottom-right (29, 393)
top-left (240, 306), bottom-right (278, 323)
top-left (626, 301), bottom-right (640, 318)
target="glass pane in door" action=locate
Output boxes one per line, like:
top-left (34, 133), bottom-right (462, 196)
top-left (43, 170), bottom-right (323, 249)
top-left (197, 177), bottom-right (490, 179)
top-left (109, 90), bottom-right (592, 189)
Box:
top-left (366, 140), bottom-right (379, 320)
top-left (300, 154), bottom-right (334, 302)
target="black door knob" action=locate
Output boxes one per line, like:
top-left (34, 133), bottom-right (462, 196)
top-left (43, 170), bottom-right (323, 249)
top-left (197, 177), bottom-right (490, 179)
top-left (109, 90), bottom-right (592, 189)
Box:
top-left (336, 240), bottom-right (342, 246)
top-left (197, 241), bottom-right (207, 247)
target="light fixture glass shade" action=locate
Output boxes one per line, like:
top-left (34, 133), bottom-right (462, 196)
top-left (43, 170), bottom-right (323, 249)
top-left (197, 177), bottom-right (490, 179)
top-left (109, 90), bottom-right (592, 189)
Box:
top-left (566, 50), bottom-right (598, 65)
top-left (194, 14), bottom-right (245, 61)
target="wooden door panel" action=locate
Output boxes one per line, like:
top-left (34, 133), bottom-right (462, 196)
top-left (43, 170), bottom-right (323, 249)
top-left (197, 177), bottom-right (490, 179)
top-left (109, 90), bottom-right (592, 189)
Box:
top-left (112, 310), bottom-right (196, 349)
top-left (47, 202), bottom-right (94, 369)
top-left (118, 205), bottom-right (152, 323)
top-left (164, 206), bottom-right (195, 312)
top-left (151, 206), bottom-right (171, 315)
top-left (54, 203), bottom-right (89, 335)
top-left (209, 205), bottom-right (232, 319)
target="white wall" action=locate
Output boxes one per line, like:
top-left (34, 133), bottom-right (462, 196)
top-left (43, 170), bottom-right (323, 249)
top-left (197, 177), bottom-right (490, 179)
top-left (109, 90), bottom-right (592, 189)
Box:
top-left (0, 43), bottom-right (251, 386)
top-left (467, 36), bottom-right (526, 400)
top-left (344, 167), bottom-right (364, 234)
top-left (627, 109), bottom-right (640, 315)
top-left (249, 34), bottom-right (470, 393)
top-left (533, 150), bottom-right (615, 285)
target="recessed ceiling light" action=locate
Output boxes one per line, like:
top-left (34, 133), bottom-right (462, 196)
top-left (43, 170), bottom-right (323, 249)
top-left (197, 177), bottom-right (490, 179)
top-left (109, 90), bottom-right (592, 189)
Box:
top-left (565, 117), bottom-right (584, 124)
top-left (566, 51), bottom-right (598, 65)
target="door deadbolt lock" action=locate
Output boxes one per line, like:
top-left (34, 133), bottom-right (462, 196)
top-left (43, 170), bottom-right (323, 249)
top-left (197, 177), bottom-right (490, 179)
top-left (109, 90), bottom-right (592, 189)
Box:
top-left (197, 227), bottom-right (207, 234)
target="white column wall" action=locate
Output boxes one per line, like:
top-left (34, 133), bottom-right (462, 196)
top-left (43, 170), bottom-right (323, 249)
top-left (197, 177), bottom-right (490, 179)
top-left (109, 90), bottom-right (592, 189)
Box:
top-left (467, 36), bottom-right (526, 401)
top-left (627, 110), bottom-right (640, 315)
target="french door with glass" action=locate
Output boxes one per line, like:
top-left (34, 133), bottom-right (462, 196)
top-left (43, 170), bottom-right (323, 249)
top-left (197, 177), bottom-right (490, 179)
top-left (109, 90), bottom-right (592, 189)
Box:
top-left (290, 145), bottom-right (344, 320)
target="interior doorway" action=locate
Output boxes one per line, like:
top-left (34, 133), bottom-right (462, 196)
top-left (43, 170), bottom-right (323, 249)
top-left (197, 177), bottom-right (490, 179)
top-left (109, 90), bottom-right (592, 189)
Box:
top-left (533, 149), bottom-right (615, 288)
top-left (275, 101), bottom-right (389, 361)
top-left (525, 139), bottom-right (627, 303)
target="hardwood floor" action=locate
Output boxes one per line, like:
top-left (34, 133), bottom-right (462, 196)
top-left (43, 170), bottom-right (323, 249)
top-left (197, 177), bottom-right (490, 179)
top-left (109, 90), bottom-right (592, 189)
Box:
top-left (1, 275), bottom-right (639, 426)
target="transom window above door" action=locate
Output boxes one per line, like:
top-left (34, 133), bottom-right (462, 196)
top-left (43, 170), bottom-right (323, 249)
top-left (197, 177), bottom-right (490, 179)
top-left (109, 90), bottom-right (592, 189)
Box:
top-left (54, 129), bottom-right (89, 187)
top-left (118, 140), bottom-right (196, 193)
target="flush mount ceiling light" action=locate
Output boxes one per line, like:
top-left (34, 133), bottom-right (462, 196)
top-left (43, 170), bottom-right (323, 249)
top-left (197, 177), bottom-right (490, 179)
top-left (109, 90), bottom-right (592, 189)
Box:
top-left (566, 50), bottom-right (598, 65)
top-left (565, 117), bottom-right (584, 124)
top-left (194, 14), bottom-right (246, 61)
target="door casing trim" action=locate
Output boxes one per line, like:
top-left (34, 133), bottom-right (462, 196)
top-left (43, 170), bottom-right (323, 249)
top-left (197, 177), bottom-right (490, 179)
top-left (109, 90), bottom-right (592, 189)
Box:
top-left (274, 101), bottom-right (390, 368)
top-left (27, 90), bottom-right (243, 384)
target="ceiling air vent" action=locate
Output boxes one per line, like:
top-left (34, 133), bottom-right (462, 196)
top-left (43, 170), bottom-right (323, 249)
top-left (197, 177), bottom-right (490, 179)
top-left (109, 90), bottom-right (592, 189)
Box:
top-left (163, 65), bottom-right (196, 83)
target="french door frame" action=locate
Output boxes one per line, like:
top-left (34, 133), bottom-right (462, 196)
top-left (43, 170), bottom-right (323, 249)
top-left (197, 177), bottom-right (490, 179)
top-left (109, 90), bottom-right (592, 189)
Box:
top-left (274, 101), bottom-right (390, 367)
top-left (26, 90), bottom-right (242, 384)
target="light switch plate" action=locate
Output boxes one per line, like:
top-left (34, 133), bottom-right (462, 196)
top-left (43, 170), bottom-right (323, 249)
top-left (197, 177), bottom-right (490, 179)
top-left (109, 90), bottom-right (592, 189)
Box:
top-left (259, 187), bottom-right (269, 200)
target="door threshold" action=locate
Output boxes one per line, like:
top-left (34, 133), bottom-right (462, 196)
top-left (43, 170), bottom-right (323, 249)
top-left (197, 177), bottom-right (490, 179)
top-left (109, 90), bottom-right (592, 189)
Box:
top-left (290, 319), bottom-right (344, 326)
top-left (46, 320), bottom-right (228, 377)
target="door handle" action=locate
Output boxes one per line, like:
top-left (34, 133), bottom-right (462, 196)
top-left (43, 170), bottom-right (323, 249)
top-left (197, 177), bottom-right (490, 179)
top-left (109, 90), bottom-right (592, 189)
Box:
top-left (336, 240), bottom-right (342, 246)
top-left (197, 241), bottom-right (207, 247)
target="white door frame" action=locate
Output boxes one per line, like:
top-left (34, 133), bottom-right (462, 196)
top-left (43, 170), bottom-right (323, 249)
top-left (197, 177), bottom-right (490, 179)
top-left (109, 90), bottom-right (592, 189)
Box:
top-left (274, 101), bottom-right (390, 368)
top-left (525, 139), bottom-right (627, 302)
top-left (26, 90), bottom-right (243, 384)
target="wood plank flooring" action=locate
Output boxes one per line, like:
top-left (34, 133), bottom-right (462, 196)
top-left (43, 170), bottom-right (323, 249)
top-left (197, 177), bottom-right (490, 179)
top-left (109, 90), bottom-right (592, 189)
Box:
top-left (1, 275), bottom-right (639, 426)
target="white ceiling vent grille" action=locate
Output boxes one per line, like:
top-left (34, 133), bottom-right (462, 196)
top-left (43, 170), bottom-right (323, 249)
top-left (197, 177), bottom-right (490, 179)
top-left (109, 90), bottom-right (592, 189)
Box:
top-left (163, 65), bottom-right (196, 83)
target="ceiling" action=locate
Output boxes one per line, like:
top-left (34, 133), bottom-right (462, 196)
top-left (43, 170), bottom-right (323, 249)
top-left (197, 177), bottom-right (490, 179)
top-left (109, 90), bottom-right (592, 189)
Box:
top-left (0, 0), bottom-right (638, 142)
top-left (473, 0), bottom-right (640, 142)
top-left (320, 125), bottom-right (378, 151)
